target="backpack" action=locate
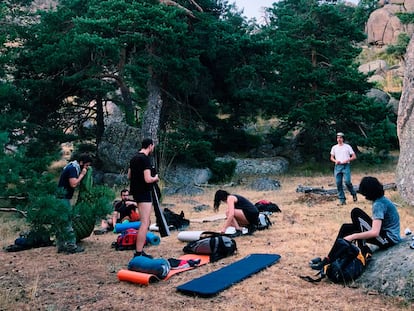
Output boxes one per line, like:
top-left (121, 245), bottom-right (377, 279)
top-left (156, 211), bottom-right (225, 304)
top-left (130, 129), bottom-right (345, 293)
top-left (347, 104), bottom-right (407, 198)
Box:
top-left (255, 212), bottom-right (272, 230)
top-left (300, 239), bottom-right (368, 284)
top-left (183, 232), bottom-right (237, 262)
top-left (112, 229), bottom-right (138, 251)
top-left (163, 208), bottom-right (190, 230)
top-left (324, 239), bottom-right (367, 284)
top-left (255, 200), bottom-right (282, 213)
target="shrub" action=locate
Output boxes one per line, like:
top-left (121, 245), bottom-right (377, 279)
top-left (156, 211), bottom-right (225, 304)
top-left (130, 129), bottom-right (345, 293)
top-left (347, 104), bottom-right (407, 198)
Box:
top-left (209, 160), bottom-right (237, 184)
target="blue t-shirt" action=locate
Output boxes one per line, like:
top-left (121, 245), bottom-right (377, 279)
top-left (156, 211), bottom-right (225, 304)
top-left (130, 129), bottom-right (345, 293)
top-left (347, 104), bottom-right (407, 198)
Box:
top-left (58, 162), bottom-right (80, 199)
top-left (372, 196), bottom-right (401, 244)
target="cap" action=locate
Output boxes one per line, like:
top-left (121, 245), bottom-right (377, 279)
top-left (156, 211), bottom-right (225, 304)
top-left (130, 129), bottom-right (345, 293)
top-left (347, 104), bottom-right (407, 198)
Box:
top-left (336, 132), bottom-right (345, 137)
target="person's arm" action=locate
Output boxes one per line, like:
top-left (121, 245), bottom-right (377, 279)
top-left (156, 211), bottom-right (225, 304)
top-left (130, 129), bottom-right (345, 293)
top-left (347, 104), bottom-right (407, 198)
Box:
top-left (112, 210), bottom-right (119, 226)
top-left (144, 168), bottom-right (159, 184)
top-left (68, 166), bottom-right (88, 188)
top-left (348, 152), bottom-right (356, 163)
top-left (344, 219), bottom-right (382, 241)
top-left (220, 196), bottom-right (236, 233)
top-left (330, 154), bottom-right (337, 164)
top-left (125, 200), bottom-right (137, 207)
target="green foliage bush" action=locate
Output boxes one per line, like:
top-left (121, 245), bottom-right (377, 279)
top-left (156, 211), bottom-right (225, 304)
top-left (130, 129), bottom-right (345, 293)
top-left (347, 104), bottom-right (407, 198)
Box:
top-left (209, 160), bottom-right (237, 184)
top-left (160, 128), bottom-right (216, 168)
top-left (26, 183), bottom-right (114, 240)
top-left (214, 127), bottom-right (262, 154)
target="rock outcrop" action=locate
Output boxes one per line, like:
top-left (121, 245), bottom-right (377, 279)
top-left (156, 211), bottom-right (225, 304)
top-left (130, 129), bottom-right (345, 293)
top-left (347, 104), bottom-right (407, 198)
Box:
top-left (355, 238), bottom-right (414, 301)
top-left (366, 1), bottom-right (414, 45)
top-left (396, 34), bottom-right (414, 205)
top-left (97, 122), bottom-right (141, 173)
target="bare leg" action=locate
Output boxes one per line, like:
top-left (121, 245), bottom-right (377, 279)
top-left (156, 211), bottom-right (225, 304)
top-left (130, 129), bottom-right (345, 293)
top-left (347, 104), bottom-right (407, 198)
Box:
top-left (135, 202), bottom-right (152, 253)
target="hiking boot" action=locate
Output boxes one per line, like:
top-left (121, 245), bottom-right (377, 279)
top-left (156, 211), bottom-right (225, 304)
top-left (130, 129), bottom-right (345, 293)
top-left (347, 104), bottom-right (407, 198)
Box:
top-left (337, 201), bottom-right (346, 206)
top-left (133, 250), bottom-right (153, 259)
top-left (58, 244), bottom-right (84, 254)
top-left (353, 193), bottom-right (358, 202)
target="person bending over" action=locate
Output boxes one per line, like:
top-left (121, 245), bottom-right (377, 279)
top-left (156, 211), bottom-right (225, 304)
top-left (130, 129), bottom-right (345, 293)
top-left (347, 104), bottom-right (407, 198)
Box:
top-left (214, 190), bottom-right (259, 235)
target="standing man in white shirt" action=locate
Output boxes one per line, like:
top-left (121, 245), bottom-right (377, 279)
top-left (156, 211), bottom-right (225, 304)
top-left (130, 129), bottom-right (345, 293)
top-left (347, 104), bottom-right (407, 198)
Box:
top-left (330, 132), bottom-right (358, 205)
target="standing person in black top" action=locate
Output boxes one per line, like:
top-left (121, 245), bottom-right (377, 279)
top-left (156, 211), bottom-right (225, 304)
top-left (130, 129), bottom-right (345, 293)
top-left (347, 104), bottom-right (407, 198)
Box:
top-left (214, 190), bottom-right (259, 235)
top-left (128, 138), bottom-right (159, 258)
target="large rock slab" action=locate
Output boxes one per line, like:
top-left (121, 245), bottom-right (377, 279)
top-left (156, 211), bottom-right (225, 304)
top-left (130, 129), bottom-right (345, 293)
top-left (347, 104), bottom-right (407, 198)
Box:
top-left (366, 4), bottom-right (414, 45)
top-left (97, 122), bottom-right (141, 173)
top-left (355, 238), bottom-right (414, 301)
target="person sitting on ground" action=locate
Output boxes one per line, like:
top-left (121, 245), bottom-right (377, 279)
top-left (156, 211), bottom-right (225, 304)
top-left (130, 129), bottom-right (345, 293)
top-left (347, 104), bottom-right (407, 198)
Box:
top-left (214, 189), bottom-right (259, 235)
top-left (310, 176), bottom-right (401, 270)
top-left (96, 189), bottom-right (139, 234)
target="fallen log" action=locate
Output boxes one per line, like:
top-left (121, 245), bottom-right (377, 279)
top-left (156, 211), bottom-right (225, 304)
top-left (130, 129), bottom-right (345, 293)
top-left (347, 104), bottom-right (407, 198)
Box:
top-left (296, 183), bottom-right (397, 195)
top-left (0, 207), bottom-right (27, 217)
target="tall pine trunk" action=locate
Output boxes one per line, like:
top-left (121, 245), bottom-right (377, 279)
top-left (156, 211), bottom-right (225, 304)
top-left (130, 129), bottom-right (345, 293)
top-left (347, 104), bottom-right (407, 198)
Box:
top-left (141, 76), bottom-right (163, 144)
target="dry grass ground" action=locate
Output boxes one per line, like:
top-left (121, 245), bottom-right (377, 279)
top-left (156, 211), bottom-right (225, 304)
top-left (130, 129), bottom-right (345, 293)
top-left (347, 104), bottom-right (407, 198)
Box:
top-left (1, 166), bottom-right (413, 311)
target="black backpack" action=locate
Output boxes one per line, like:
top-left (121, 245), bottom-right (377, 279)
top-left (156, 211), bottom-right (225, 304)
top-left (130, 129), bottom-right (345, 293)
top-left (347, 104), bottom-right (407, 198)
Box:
top-left (325, 239), bottom-right (366, 284)
top-left (183, 232), bottom-right (237, 262)
top-left (163, 208), bottom-right (190, 230)
top-left (300, 239), bottom-right (368, 284)
top-left (255, 200), bottom-right (282, 213)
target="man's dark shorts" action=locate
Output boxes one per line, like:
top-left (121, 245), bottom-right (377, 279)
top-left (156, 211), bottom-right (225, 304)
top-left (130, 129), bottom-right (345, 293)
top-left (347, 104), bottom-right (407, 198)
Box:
top-left (133, 192), bottom-right (152, 203)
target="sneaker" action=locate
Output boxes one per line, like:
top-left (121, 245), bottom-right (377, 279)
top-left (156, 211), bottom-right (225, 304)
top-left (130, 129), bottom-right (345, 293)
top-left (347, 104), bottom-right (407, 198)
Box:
top-left (337, 201), bottom-right (346, 206)
top-left (309, 257), bottom-right (321, 265)
top-left (133, 250), bottom-right (153, 259)
top-left (187, 259), bottom-right (201, 267)
top-left (232, 230), bottom-right (243, 237)
top-left (94, 228), bottom-right (108, 235)
top-left (353, 194), bottom-right (358, 202)
top-left (310, 257), bottom-right (329, 270)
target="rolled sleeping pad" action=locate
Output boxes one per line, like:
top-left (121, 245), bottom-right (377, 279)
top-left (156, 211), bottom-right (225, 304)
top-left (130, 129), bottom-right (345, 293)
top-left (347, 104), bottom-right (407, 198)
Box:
top-left (146, 232), bottom-right (161, 245)
top-left (114, 221), bottom-right (141, 233)
top-left (117, 269), bottom-right (157, 285)
top-left (128, 256), bottom-right (171, 279)
top-left (177, 231), bottom-right (205, 242)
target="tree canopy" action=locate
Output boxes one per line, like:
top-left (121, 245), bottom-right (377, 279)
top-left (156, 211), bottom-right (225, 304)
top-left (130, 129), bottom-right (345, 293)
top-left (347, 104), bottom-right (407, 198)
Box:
top-left (1, 0), bottom-right (398, 175)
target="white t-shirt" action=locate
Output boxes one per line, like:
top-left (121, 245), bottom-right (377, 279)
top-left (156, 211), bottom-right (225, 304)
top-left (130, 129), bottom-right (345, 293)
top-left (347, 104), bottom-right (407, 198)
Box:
top-left (330, 144), bottom-right (355, 163)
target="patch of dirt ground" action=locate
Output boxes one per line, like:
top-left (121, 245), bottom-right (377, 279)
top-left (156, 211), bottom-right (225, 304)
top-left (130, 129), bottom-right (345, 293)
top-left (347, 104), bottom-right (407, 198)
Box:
top-left (1, 171), bottom-right (413, 311)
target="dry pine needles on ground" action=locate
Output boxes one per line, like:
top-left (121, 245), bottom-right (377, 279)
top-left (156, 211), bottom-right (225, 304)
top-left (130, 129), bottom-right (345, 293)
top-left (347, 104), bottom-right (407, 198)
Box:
top-left (0, 170), bottom-right (413, 311)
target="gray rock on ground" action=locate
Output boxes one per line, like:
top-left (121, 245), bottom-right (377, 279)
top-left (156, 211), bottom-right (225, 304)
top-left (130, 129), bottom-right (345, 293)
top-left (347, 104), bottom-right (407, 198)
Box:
top-left (355, 238), bottom-right (414, 301)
